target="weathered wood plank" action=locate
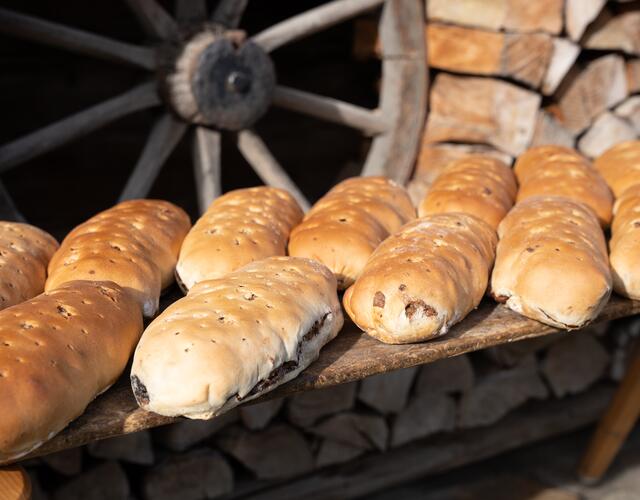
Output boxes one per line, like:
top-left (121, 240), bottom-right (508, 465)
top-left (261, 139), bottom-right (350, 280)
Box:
top-left (14, 296), bottom-right (639, 462)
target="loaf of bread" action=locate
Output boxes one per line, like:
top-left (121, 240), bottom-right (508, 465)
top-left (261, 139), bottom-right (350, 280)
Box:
top-left (0, 222), bottom-right (58, 310)
top-left (491, 196), bottom-right (611, 329)
top-left (288, 177), bottom-right (415, 289)
top-left (0, 281), bottom-right (143, 463)
top-left (594, 140), bottom-right (640, 197)
top-left (609, 184), bottom-right (640, 299)
top-left (514, 146), bottom-right (613, 227)
top-left (176, 187), bottom-right (303, 291)
top-left (131, 257), bottom-right (343, 418)
top-left (46, 200), bottom-right (190, 317)
top-left (343, 213), bottom-right (497, 344)
top-left (418, 156), bottom-right (517, 229)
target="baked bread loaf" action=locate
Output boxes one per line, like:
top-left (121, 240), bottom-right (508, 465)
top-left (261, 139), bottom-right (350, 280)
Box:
top-left (46, 200), bottom-right (190, 317)
top-left (609, 184), bottom-right (640, 299)
top-left (0, 222), bottom-right (58, 310)
top-left (288, 176), bottom-right (415, 289)
top-left (0, 281), bottom-right (143, 463)
top-left (131, 257), bottom-right (343, 418)
top-left (417, 156), bottom-right (517, 229)
top-left (594, 140), bottom-right (640, 197)
top-left (514, 146), bottom-right (613, 227)
top-left (176, 187), bottom-right (303, 291)
top-left (491, 196), bottom-right (611, 329)
top-left (343, 213), bottom-right (497, 344)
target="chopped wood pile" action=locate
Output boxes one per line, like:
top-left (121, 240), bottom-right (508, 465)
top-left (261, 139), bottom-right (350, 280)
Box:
top-left (383, 0), bottom-right (640, 201)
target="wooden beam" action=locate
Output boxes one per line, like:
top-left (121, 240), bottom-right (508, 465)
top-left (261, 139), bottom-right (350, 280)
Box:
top-left (0, 8), bottom-right (155, 70)
top-left (0, 82), bottom-right (160, 173)
top-left (556, 55), bottom-right (628, 134)
top-left (252, 0), bottom-right (385, 53)
top-left (11, 296), bottom-right (639, 463)
top-left (423, 74), bottom-right (540, 156)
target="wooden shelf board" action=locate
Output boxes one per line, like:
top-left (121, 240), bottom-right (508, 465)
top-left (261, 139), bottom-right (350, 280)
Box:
top-left (16, 296), bottom-right (640, 462)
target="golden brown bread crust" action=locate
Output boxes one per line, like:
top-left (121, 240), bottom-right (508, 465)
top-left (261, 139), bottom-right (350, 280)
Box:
top-left (610, 185), bottom-right (640, 299)
top-left (0, 222), bottom-right (58, 310)
top-left (514, 146), bottom-right (613, 227)
top-left (594, 140), bottom-right (640, 197)
top-left (491, 196), bottom-right (612, 329)
top-left (0, 281), bottom-right (143, 463)
top-left (46, 200), bottom-right (190, 317)
top-left (343, 213), bottom-right (497, 344)
top-left (176, 187), bottom-right (303, 291)
top-left (288, 177), bottom-right (416, 289)
top-left (131, 257), bottom-right (343, 419)
top-left (417, 156), bottom-right (517, 229)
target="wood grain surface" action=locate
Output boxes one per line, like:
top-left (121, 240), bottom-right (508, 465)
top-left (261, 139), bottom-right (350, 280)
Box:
top-left (11, 295), bottom-right (640, 463)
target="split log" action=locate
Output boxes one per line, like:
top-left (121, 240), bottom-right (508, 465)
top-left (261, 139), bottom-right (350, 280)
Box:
top-left (391, 392), bottom-right (456, 447)
top-left (542, 38), bottom-right (580, 96)
top-left (556, 54), bottom-right (628, 134)
top-left (240, 398), bottom-right (285, 431)
top-left (628, 59), bottom-right (640, 93)
top-left (427, 0), bottom-right (562, 34)
top-left (358, 367), bottom-right (418, 415)
top-left (484, 333), bottom-right (563, 368)
top-left (41, 447), bottom-right (82, 476)
top-left (615, 96), bottom-right (640, 134)
top-left (458, 355), bottom-right (548, 428)
top-left (423, 74), bottom-right (541, 156)
top-left (287, 383), bottom-right (357, 427)
top-left (316, 440), bottom-right (364, 468)
top-left (583, 11), bottom-right (640, 55)
top-left (530, 109), bottom-right (576, 148)
top-left (541, 334), bottom-right (610, 398)
top-left (577, 112), bottom-right (637, 158)
top-left (414, 355), bottom-right (474, 396)
top-left (565, 0), bottom-right (607, 41)
top-left (217, 424), bottom-right (314, 480)
top-left (142, 450), bottom-right (233, 500)
top-left (53, 462), bottom-right (129, 500)
top-left (309, 412), bottom-right (388, 451)
top-left (87, 430), bottom-right (154, 465)
top-left (154, 409), bottom-right (238, 452)
top-left (426, 24), bottom-right (553, 88)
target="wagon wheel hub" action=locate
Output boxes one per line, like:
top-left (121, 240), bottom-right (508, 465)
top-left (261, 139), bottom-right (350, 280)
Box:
top-left (167, 30), bottom-right (276, 130)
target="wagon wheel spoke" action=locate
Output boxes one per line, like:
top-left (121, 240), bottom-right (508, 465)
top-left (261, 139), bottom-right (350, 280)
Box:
top-left (251, 0), bottom-right (385, 52)
top-left (272, 85), bottom-right (388, 135)
top-left (175, 0), bottom-right (208, 23)
top-left (211, 0), bottom-right (248, 28)
top-left (123, 0), bottom-right (179, 40)
top-left (0, 181), bottom-right (25, 222)
top-left (237, 129), bottom-right (310, 211)
top-left (192, 126), bottom-right (222, 214)
top-left (0, 82), bottom-right (160, 174)
top-left (120, 113), bottom-right (188, 201)
top-left (0, 8), bottom-right (155, 70)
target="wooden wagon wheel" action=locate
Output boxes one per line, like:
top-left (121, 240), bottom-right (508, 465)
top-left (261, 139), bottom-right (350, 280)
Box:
top-left (0, 0), bottom-right (426, 216)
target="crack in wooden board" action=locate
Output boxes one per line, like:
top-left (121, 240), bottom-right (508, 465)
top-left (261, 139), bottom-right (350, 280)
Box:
top-left (15, 296), bottom-right (640, 462)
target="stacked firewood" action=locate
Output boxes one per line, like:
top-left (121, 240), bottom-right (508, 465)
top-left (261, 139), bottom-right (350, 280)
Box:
top-left (359, 0), bottom-right (640, 201)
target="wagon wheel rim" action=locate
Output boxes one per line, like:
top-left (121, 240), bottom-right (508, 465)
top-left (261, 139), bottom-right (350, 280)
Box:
top-left (0, 0), bottom-right (426, 216)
